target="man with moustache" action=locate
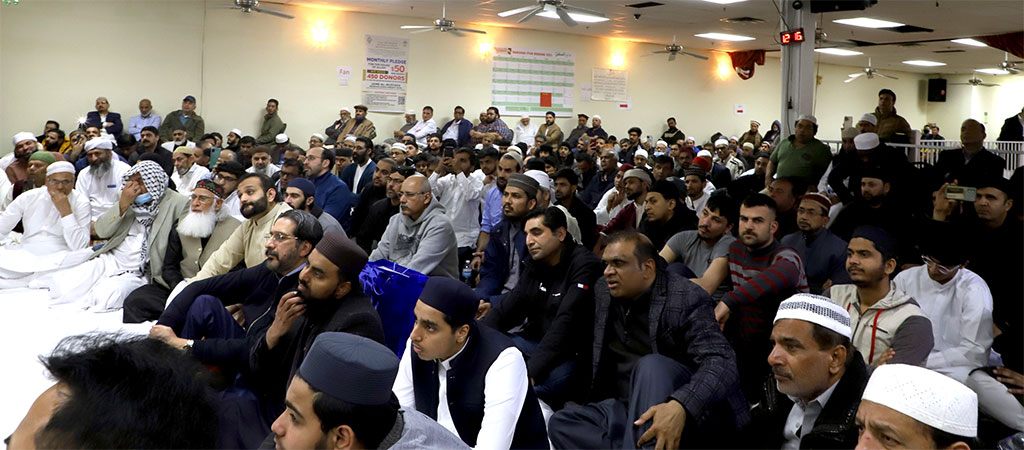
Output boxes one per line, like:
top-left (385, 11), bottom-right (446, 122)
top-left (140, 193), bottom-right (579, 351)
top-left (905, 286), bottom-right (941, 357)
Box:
top-left (385, 110), bottom-right (419, 146)
top-left (357, 166), bottom-right (415, 253)
top-left (324, 107), bottom-right (352, 146)
top-left (152, 210), bottom-right (324, 449)
top-left (304, 146), bottom-right (355, 227)
top-left (370, 175), bottom-right (458, 278)
top-left (159, 95), bottom-right (205, 142)
top-left (439, 105), bottom-right (473, 147)
top-left (76, 137), bottom-right (131, 224)
top-left (780, 193), bottom-right (850, 295)
top-left (224, 128), bottom-right (243, 152)
top-left (282, 177), bottom-right (346, 238)
top-left (130, 126), bottom-right (174, 174)
top-left (160, 127), bottom-right (196, 153)
top-left (350, 157), bottom-right (394, 233)
top-left (337, 104), bottom-right (376, 140)
top-left (127, 98), bottom-right (161, 140)
top-left (536, 110), bottom-right (563, 146)
top-left (661, 195), bottom-right (739, 300)
top-left (476, 173), bottom-right (539, 304)
top-left (171, 146), bottom-right (210, 195)
top-left (192, 172), bottom-right (291, 281)
top-left (475, 152), bottom-right (522, 268)
top-left (468, 106), bottom-right (513, 146)
top-left (6, 132), bottom-right (38, 188)
top-left (600, 168), bottom-right (650, 234)
top-left (214, 161), bottom-right (245, 220)
top-left (122, 180), bottom-right (240, 322)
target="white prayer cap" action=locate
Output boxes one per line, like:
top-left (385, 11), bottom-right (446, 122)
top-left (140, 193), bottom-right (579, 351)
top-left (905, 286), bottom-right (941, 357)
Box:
top-left (521, 113), bottom-right (530, 119)
top-left (774, 293), bottom-right (852, 339)
top-left (474, 143), bottom-right (484, 150)
top-left (311, 133), bottom-right (325, 141)
top-left (714, 138), bottom-right (729, 148)
top-left (344, 135), bottom-right (357, 143)
top-left (858, 113), bottom-right (878, 126)
top-left (391, 142), bottom-right (407, 152)
top-left (552, 205), bottom-right (582, 245)
top-left (796, 114), bottom-right (817, 125)
top-left (729, 135), bottom-right (738, 141)
top-left (862, 364), bottom-right (978, 438)
top-left (405, 110), bottom-right (416, 115)
top-left (696, 149), bottom-right (713, 159)
top-left (340, 107), bottom-right (351, 113)
top-left (275, 133), bottom-right (289, 144)
top-left (742, 142), bottom-right (755, 150)
top-left (591, 115), bottom-right (602, 120)
top-left (634, 149), bottom-right (649, 159)
top-left (46, 161), bottom-right (75, 177)
top-left (656, 140), bottom-right (667, 148)
top-left (524, 169), bottom-right (552, 192)
top-left (230, 128), bottom-right (243, 138)
top-left (854, 132), bottom-right (881, 151)
top-left (84, 137), bottom-right (113, 151)
top-left (12, 132), bottom-right (36, 147)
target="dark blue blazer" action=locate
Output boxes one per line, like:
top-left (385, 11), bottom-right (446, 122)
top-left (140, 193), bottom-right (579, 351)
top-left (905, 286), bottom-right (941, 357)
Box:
top-left (439, 118), bottom-right (473, 148)
top-left (339, 160), bottom-right (376, 197)
top-left (84, 111), bottom-right (124, 136)
top-left (475, 218), bottom-right (528, 303)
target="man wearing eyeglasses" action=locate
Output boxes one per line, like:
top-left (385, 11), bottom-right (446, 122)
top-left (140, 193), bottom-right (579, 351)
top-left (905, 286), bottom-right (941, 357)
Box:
top-left (780, 193), bottom-right (851, 295)
top-left (213, 160), bottom-right (245, 221)
top-left (122, 179), bottom-right (240, 322)
top-left (370, 175), bottom-right (459, 278)
top-left (0, 161), bottom-right (90, 282)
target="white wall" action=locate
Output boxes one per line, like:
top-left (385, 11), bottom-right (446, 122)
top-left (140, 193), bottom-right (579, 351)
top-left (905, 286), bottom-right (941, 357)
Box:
top-left (1, 0), bottom-right (1016, 154)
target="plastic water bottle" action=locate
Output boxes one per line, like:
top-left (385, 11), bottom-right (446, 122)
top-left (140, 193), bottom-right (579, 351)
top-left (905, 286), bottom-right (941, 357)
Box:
top-left (461, 262), bottom-right (473, 281)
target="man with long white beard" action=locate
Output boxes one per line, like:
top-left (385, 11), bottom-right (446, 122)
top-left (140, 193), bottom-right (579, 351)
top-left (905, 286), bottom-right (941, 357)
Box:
top-left (76, 137), bottom-right (131, 225)
top-left (30, 161), bottom-right (189, 310)
top-left (0, 161), bottom-right (91, 285)
top-left (122, 179), bottom-right (240, 322)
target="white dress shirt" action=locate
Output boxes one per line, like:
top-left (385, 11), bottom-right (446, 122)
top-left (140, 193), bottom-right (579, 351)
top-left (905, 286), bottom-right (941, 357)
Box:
top-left (221, 190), bottom-right (244, 221)
top-left (394, 338), bottom-right (529, 450)
top-left (429, 171), bottom-right (484, 248)
top-left (161, 140), bottom-right (196, 152)
top-left (76, 159), bottom-right (131, 221)
top-left (246, 163), bottom-right (280, 178)
top-left (783, 380), bottom-right (839, 449)
top-left (513, 122), bottom-right (539, 147)
top-left (172, 163), bottom-right (211, 195)
top-left (0, 187), bottom-right (91, 276)
top-left (352, 161), bottom-right (371, 194)
top-left (443, 119), bottom-right (464, 142)
top-left (594, 187), bottom-right (625, 226)
top-left (408, 119), bottom-right (438, 147)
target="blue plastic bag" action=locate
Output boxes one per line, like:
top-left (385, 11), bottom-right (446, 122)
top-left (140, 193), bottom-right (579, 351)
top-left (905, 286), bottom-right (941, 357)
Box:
top-left (359, 260), bottom-right (429, 356)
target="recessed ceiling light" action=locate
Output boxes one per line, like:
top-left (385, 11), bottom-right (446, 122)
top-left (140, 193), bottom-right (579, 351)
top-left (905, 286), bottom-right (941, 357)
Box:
top-left (902, 60), bottom-right (946, 67)
top-left (815, 48), bottom-right (863, 56)
top-left (694, 32), bottom-right (755, 42)
top-left (833, 17), bottom-right (904, 29)
top-left (701, 0), bottom-right (746, 4)
top-left (976, 68), bottom-right (1010, 75)
top-left (951, 38), bottom-right (987, 47)
top-left (536, 10), bottom-right (609, 23)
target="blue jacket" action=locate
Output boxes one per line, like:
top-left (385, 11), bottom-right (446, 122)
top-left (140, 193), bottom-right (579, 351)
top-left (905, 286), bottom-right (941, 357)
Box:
top-left (439, 118), bottom-right (473, 148)
top-left (476, 217), bottom-right (528, 303)
top-left (311, 171), bottom-right (354, 229)
top-left (84, 110), bottom-right (124, 136)
top-left (339, 160), bottom-right (375, 197)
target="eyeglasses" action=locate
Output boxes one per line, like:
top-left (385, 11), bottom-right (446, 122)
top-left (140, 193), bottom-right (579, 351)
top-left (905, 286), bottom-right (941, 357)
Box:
top-left (214, 173), bottom-right (237, 183)
top-left (189, 194), bottom-right (215, 203)
top-left (264, 232), bottom-right (299, 243)
top-left (921, 255), bottom-right (961, 274)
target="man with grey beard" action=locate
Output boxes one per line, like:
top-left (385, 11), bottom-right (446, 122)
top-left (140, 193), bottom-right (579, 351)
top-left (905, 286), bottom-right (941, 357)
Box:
top-left (76, 137), bottom-right (131, 226)
top-left (122, 179), bottom-right (240, 322)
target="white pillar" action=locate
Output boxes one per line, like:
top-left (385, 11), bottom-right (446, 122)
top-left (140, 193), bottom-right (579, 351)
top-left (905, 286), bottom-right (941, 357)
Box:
top-left (779, 1), bottom-right (817, 137)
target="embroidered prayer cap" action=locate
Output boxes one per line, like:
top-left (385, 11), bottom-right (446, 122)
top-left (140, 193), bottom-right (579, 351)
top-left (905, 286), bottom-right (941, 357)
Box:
top-left (507, 173), bottom-right (539, 199)
top-left (774, 293), bottom-right (852, 339)
top-left (46, 161), bottom-right (75, 177)
top-left (30, 151), bottom-right (56, 165)
top-left (314, 230), bottom-right (367, 282)
top-left (85, 137), bottom-right (113, 151)
top-left (344, 135), bottom-right (357, 143)
top-left (796, 114), bottom-right (817, 126)
top-left (419, 276), bottom-right (478, 328)
top-left (799, 192), bottom-right (832, 213)
top-left (634, 149), bottom-right (649, 160)
top-left (391, 142), bottom-right (407, 152)
top-left (173, 146), bottom-right (196, 156)
top-left (216, 161), bottom-right (245, 178)
top-left (193, 179), bottom-right (225, 199)
top-left (854, 132), bottom-right (881, 151)
top-left (12, 132), bottom-right (36, 147)
top-left (862, 364), bottom-right (978, 438)
top-left (299, 332), bottom-right (399, 406)
top-left (858, 113), bottom-right (878, 126)
top-left (275, 133), bottom-right (289, 144)
top-left (851, 225), bottom-right (897, 262)
top-left (288, 178), bottom-right (316, 198)
top-left (683, 165), bottom-right (707, 181)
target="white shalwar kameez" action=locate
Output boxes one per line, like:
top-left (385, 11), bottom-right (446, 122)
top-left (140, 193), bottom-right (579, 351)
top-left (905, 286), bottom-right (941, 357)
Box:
top-left (0, 188), bottom-right (92, 281)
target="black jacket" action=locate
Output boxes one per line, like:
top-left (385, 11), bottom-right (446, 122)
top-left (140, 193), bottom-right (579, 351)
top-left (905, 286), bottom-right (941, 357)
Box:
top-left (481, 240), bottom-right (602, 384)
top-left (637, 206), bottom-right (697, 252)
top-left (157, 261), bottom-right (297, 370)
top-left (745, 352), bottom-right (868, 449)
top-left (934, 148), bottom-right (1006, 188)
top-left (560, 195), bottom-right (598, 250)
top-left (827, 147), bottom-right (913, 205)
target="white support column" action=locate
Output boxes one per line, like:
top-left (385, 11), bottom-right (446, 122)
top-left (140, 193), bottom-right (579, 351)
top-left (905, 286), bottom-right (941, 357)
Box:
top-left (779, 1), bottom-right (817, 137)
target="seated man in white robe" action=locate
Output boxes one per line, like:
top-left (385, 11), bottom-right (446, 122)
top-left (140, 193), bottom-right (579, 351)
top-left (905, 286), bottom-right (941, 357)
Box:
top-left (76, 136), bottom-right (131, 226)
top-left (30, 161), bottom-right (189, 311)
top-left (0, 161), bottom-right (91, 283)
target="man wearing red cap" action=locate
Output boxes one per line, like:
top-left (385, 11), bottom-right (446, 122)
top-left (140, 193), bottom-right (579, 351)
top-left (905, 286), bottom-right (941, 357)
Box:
top-left (780, 193), bottom-right (851, 295)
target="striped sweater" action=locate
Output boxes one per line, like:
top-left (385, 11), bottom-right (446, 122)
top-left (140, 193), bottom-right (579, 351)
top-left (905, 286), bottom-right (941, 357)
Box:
top-left (724, 239), bottom-right (809, 341)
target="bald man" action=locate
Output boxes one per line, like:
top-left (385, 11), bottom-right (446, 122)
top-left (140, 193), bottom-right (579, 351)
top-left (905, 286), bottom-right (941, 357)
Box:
top-left (128, 98), bottom-right (162, 140)
top-left (370, 176), bottom-right (459, 277)
top-left (84, 96), bottom-right (123, 137)
top-left (934, 119), bottom-right (1006, 188)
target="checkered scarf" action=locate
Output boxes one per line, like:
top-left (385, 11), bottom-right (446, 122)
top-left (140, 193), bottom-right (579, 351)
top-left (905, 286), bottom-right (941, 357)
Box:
top-left (123, 161), bottom-right (168, 276)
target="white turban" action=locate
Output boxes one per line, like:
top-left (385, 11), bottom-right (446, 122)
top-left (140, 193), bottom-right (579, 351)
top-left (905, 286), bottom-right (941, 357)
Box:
top-left (797, 114), bottom-right (818, 125)
top-left (12, 132), bottom-right (36, 147)
top-left (275, 133), bottom-right (289, 144)
top-left (854, 132), bottom-right (881, 151)
top-left (656, 140), bottom-right (668, 148)
top-left (84, 137), bottom-right (113, 151)
top-left (524, 169), bottom-right (553, 199)
top-left (714, 138), bottom-right (729, 148)
top-left (344, 135), bottom-right (357, 143)
top-left (862, 364), bottom-right (978, 438)
top-left (774, 293), bottom-right (852, 339)
top-left (311, 133), bottom-right (325, 141)
top-left (552, 205), bottom-right (582, 245)
top-left (46, 161), bottom-right (75, 177)
top-left (230, 128), bottom-right (243, 138)
top-left (858, 113), bottom-right (878, 126)
top-left (634, 149), bottom-right (649, 159)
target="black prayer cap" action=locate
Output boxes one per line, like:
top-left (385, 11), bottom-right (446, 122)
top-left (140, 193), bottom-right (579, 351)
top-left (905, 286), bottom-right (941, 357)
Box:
top-left (298, 332), bottom-right (399, 406)
top-left (419, 277), bottom-right (477, 328)
top-left (649, 179), bottom-right (681, 202)
top-left (216, 161), bottom-right (245, 178)
top-left (852, 225), bottom-right (897, 262)
top-left (314, 231), bottom-right (368, 281)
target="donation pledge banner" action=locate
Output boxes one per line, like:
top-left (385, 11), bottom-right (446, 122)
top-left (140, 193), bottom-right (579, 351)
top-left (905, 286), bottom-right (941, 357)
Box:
top-left (362, 34), bottom-right (410, 113)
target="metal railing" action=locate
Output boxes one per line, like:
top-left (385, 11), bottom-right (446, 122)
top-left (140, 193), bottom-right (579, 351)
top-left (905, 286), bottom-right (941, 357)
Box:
top-left (820, 139), bottom-right (1024, 178)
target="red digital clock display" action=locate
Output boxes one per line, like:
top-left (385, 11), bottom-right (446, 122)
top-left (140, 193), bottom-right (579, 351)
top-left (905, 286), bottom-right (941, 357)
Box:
top-left (780, 28), bottom-right (805, 45)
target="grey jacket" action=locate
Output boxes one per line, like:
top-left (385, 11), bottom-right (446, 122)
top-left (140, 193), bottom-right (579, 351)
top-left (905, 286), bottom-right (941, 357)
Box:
top-left (92, 190), bottom-right (189, 287)
top-left (370, 200), bottom-right (458, 278)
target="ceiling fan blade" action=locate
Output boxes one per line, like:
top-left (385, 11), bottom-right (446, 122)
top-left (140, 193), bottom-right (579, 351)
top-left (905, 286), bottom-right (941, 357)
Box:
top-left (448, 28), bottom-right (465, 37)
top-left (844, 77), bottom-right (857, 83)
top-left (651, 50), bottom-right (670, 54)
top-left (847, 72), bottom-right (864, 78)
top-left (681, 51), bottom-right (709, 61)
top-left (668, 53), bottom-right (676, 61)
top-left (949, 83), bottom-right (970, 85)
top-left (251, 6), bottom-right (293, 19)
top-left (562, 4), bottom-right (605, 17)
top-left (453, 27), bottom-right (487, 34)
top-left (555, 6), bottom-right (578, 27)
top-left (1008, 60), bottom-right (1024, 64)
top-left (877, 73), bottom-right (899, 80)
top-left (498, 5), bottom-right (538, 17)
top-left (410, 28), bottom-right (436, 34)
top-left (1007, 67), bottom-right (1022, 74)
top-left (400, 25), bottom-right (435, 29)
top-left (982, 83), bottom-right (1000, 87)
top-left (517, 6), bottom-right (544, 23)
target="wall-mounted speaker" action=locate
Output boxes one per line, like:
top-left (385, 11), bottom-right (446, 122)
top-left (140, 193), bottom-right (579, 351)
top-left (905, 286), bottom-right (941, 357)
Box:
top-left (928, 78), bottom-right (947, 102)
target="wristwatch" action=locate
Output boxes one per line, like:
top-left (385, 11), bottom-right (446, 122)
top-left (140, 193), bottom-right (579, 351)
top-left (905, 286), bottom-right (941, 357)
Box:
top-left (182, 339), bottom-right (195, 351)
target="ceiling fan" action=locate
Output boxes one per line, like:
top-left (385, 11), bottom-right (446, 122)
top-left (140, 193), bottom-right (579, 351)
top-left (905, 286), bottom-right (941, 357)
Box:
top-left (646, 35), bottom-right (708, 61)
top-left (497, 0), bottom-right (606, 27)
top-left (226, 0), bottom-right (293, 19)
top-left (400, 3), bottom-right (485, 36)
top-left (951, 75), bottom-right (1000, 87)
top-left (997, 52), bottom-right (1023, 74)
top-left (814, 27), bottom-right (858, 49)
top-left (845, 58), bottom-right (898, 83)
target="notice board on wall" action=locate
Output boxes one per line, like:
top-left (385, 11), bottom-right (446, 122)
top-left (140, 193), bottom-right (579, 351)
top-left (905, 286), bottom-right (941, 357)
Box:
top-left (491, 46), bottom-right (574, 117)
